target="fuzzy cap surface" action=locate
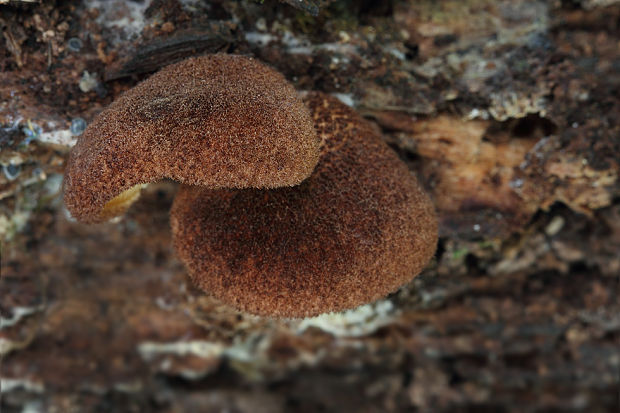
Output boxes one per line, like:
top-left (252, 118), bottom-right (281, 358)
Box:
top-left (171, 92), bottom-right (438, 318)
top-left (64, 54), bottom-right (319, 223)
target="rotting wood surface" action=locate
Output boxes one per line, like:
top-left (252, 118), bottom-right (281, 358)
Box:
top-left (1, 1), bottom-right (619, 412)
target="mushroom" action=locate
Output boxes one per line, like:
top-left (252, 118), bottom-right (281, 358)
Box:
top-left (63, 54), bottom-right (320, 223)
top-left (171, 92), bottom-right (438, 318)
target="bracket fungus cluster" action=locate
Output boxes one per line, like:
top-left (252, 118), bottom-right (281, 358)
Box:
top-left (63, 54), bottom-right (438, 318)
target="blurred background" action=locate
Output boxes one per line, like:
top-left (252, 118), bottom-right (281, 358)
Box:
top-left (1, 0), bottom-right (619, 412)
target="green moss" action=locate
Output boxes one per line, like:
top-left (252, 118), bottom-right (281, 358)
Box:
top-left (451, 247), bottom-right (469, 260)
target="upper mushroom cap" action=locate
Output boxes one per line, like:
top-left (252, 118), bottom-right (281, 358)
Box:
top-left (63, 54), bottom-right (319, 223)
top-left (171, 92), bottom-right (438, 318)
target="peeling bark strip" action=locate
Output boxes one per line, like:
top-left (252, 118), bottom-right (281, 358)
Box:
top-left (104, 25), bottom-right (238, 80)
top-left (279, 0), bottom-right (320, 16)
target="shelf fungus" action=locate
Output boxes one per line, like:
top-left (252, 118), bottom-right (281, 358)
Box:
top-left (170, 92), bottom-right (438, 318)
top-left (64, 54), bottom-right (437, 317)
top-left (63, 54), bottom-right (319, 223)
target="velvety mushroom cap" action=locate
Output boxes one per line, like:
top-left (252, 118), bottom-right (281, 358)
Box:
top-left (171, 92), bottom-right (438, 318)
top-left (63, 54), bottom-right (319, 223)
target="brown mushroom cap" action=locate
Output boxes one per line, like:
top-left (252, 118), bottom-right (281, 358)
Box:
top-left (171, 92), bottom-right (438, 318)
top-left (63, 54), bottom-right (319, 223)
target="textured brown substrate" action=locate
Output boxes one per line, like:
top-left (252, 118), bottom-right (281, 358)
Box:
top-left (63, 54), bottom-right (319, 223)
top-left (171, 92), bottom-right (438, 318)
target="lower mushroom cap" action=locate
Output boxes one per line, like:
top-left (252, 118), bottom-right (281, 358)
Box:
top-left (171, 92), bottom-right (438, 318)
